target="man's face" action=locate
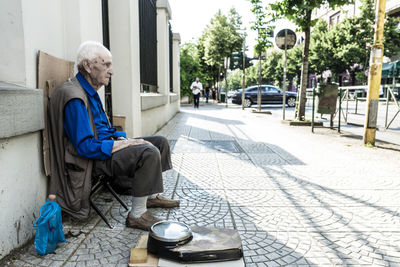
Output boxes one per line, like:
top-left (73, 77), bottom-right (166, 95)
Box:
top-left (196, 77), bottom-right (199, 82)
top-left (87, 53), bottom-right (113, 89)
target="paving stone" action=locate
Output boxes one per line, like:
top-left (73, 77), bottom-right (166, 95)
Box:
top-left (167, 204), bottom-right (234, 229)
top-left (177, 175), bottom-right (224, 190)
top-left (173, 188), bottom-right (228, 205)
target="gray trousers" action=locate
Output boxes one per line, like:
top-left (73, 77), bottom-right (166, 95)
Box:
top-left (93, 136), bottom-right (172, 197)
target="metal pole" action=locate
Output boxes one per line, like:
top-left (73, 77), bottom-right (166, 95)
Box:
top-left (217, 66), bottom-right (221, 102)
top-left (355, 96), bottom-right (358, 114)
top-left (312, 84), bottom-right (315, 133)
top-left (257, 54), bottom-right (262, 112)
top-left (242, 40), bottom-right (246, 110)
top-left (283, 29), bottom-right (287, 121)
top-left (385, 83), bottom-right (391, 128)
top-left (385, 77), bottom-right (395, 128)
top-left (363, 0), bottom-right (387, 145)
top-left (338, 89), bottom-right (342, 133)
top-left (345, 88), bottom-right (349, 121)
top-left (225, 64), bottom-right (228, 108)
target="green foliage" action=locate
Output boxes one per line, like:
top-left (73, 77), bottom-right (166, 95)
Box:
top-left (197, 8), bottom-right (245, 85)
top-left (309, 20), bottom-right (331, 74)
top-left (227, 70), bottom-right (243, 90)
top-left (200, 9), bottom-right (244, 69)
top-left (249, 0), bottom-right (274, 56)
top-left (180, 42), bottom-right (204, 98)
top-left (269, 0), bottom-right (351, 31)
top-left (262, 50), bottom-right (283, 85)
top-left (286, 44), bottom-right (303, 82)
top-left (383, 16), bottom-right (400, 58)
top-left (245, 65), bottom-right (260, 87)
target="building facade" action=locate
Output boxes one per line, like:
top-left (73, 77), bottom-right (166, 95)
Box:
top-left (313, 0), bottom-right (400, 27)
top-left (0, 0), bottom-right (180, 258)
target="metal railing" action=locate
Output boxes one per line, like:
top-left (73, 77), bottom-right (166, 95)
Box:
top-left (307, 83), bottom-right (400, 130)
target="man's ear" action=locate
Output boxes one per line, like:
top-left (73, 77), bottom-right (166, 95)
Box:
top-left (82, 60), bottom-right (92, 74)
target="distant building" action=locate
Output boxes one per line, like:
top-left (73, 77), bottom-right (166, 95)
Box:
top-left (387, 0), bottom-right (400, 17)
top-left (312, 0), bottom-right (362, 27)
top-left (312, 0), bottom-right (400, 27)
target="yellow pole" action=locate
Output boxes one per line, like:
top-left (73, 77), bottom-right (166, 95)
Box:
top-left (363, 0), bottom-right (387, 145)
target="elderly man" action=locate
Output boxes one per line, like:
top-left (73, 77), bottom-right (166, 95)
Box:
top-left (48, 41), bottom-right (179, 231)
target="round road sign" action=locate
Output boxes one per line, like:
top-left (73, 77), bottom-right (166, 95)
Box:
top-left (275, 29), bottom-right (297, 50)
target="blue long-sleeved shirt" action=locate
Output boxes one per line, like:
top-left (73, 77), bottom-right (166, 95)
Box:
top-left (63, 73), bottom-right (126, 160)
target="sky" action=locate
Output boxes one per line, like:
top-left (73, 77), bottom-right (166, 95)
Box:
top-left (168, 0), bottom-right (296, 57)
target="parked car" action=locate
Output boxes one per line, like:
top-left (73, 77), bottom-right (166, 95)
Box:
top-left (231, 85), bottom-right (297, 108)
top-left (227, 90), bottom-right (238, 98)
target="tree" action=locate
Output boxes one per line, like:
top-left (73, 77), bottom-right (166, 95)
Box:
top-left (245, 65), bottom-right (259, 87)
top-left (269, 0), bottom-right (349, 120)
top-left (262, 50), bottom-right (283, 85)
top-left (249, 0), bottom-right (273, 56)
top-left (199, 9), bottom-right (244, 85)
top-left (309, 20), bottom-right (333, 75)
top-left (249, 0), bottom-right (274, 111)
top-left (227, 70), bottom-right (244, 90)
top-left (180, 42), bottom-right (203, 98)
top-left (286, 44), bottom-right (303, 84)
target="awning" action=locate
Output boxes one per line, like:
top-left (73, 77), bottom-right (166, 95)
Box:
top-left (381, 62), bottom-right (394, 78)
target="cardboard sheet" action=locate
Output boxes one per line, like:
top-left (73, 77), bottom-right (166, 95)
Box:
top-left (37, 50), bottom-right (74, 176)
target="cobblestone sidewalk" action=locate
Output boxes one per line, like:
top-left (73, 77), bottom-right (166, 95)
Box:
top-left (4, 103), bottom-right (400, 266)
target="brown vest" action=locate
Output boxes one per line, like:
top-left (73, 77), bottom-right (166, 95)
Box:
top-left (48, 77), bottom-right (97, 219)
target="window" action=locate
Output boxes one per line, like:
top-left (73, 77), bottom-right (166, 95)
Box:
top-left (329, 12), bottom-right (340, 27)
top-left (267, 86), bottom-right (279, 93)
top-left (139, 0), bottom-right (158, 93)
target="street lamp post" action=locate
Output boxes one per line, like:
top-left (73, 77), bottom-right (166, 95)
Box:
top-left (275, 28), bottom-right (296, 120)
top-left (282, 29), bottom-right (287, 121)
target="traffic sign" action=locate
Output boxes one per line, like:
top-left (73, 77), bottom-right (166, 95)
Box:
top-left (275, 29), bottom-right (296, 50)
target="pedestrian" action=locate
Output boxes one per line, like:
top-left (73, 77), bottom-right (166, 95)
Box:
top-left (212, 87), bottom-right (216, 101)
top-left (190, 77), bottom-right (202, 108)
top-left (205, 84), bottom-right (210, 103)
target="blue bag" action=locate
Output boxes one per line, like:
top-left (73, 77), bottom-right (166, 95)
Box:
top-left (33, 200), bottom-right (66, 255)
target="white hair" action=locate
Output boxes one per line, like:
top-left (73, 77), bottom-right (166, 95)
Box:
top-left (76, 41), bottom-right (112, 70)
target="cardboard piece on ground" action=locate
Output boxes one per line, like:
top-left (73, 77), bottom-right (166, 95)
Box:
top-left (130, 248), bottom-right (147, 263)
top-left (129, 234), bottom-right (159, 267)
top-left (37, 50), bottom-right (74, 176)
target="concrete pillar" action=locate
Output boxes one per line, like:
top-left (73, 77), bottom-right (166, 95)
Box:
top-left (156, 0), bottom-right (172, 96)
top-left (108, 0), bottom-right (142, 137)
top-left (172, 33), bottom-right (181, 96)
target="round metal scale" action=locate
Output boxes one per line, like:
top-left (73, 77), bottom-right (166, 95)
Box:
top-left (149, 221), bottom-right (192, 246)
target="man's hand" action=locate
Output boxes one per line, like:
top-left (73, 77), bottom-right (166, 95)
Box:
top-left (112, 139), bottom-right (152, 153)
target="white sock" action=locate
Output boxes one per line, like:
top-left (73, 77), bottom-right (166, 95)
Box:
top-left (129, 196), bottom-right (148, 218)
top-left (148, 194), bottom-right (158, 199)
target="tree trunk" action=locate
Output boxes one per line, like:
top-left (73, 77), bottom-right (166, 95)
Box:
top-left (297, 12), bottom-right (312, 121)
